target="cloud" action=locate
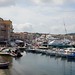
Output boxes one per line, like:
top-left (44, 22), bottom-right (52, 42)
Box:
top-left (0, 0), bottom-right (17, 7)
top-left (21, 23), bottom-right (33, 32)
top-left (53, 0), bottom-right (64, 5)
top-left (32, 0), bottom-right (51, 5)
top-left (0, 0), bottom-right (75, 34)
top-left (29, 0), bottom-right (67, 5)
top-left (0, 0), bottom-right (75, 7)
top-left (14, 23), bottom-right (33, 32)
top-left (31, 0), bottom-right (75, 6)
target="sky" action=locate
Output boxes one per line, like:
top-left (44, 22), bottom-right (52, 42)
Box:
top-left (0, 0), bottom-right (75, 34)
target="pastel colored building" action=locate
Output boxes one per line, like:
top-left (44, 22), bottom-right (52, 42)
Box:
top-left (0, 18), bottom-right (13, 42)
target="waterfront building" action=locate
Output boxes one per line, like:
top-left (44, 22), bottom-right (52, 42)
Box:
top-left (0, 18), bottom-right (13, 43)
top-left (12, 32), bottom-right (28, 41)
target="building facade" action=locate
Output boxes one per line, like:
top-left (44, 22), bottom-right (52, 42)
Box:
top-left (0, 18), bottom-right (13, 42)
top-left (12, 32), bottom-right (28, 41)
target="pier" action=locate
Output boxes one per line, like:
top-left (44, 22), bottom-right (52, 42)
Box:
top-left (24, 47), bottom-right (75, 59)
top-left (0, 70), bottom-right (6, 75)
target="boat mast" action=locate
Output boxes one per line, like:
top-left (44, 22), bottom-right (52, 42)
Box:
top-left (63, 19), bottom-right (68, 41)
top-left (63, 20), bottom-right (67, 35)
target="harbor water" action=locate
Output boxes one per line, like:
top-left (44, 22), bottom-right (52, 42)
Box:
top-left (3, 51), bottom-right (75, 75)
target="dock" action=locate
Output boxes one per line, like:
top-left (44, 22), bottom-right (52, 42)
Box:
top-left (0, 70), bottom-right (6, 75)
top-left (24, 48), bottom-right (75, 60)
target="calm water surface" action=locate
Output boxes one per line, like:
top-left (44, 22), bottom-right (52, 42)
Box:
top-left (4, 51), bottom-right (75, 75)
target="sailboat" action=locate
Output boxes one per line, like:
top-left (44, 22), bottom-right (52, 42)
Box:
top-left (48, 20), bottom-right (72, 48)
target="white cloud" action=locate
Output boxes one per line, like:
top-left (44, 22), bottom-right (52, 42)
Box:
top-left (0, 0), bottom-right (75, 7)
top-left (31, 0), bottom-right (51, 5)
top-left (14, 23), bottom-right (33, 32)
top-left (0, 0), bottom-right (75, 34)
top-left (0, 0), bottom-right (17, 7)
top-left (53, 0), bottom-right (64, 5)
top-left (30, 0), bottom-right (75, 5)
top-left (32, 0), bottom-right (41, 4)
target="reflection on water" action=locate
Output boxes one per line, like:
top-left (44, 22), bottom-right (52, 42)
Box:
top-left (3, 52), bottom-right (75, 75)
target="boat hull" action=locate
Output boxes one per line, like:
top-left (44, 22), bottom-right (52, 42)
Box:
top-left (0, 62), bottom-right (9, 69)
